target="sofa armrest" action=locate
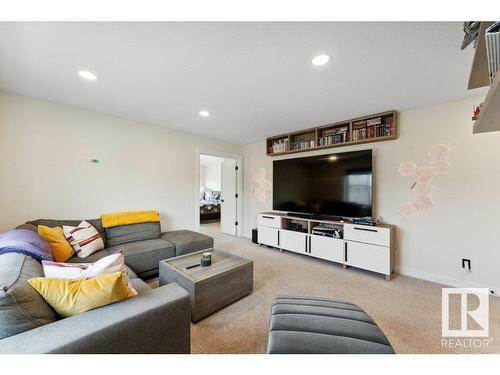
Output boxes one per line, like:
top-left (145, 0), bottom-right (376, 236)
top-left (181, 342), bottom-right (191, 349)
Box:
top-left (0, 283), bottom-right (190, 354)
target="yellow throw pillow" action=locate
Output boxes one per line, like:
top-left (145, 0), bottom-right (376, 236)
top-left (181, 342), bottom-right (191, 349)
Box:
top-left (38, 225), bottom-right (74, 262)
top-left (28, 272), bottom-right (135, 318)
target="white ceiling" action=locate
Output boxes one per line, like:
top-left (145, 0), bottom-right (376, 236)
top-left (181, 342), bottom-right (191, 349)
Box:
top-left (200, 154), bottom-right (223, 166)
top-left (0, 22), bottom-right (485, 144)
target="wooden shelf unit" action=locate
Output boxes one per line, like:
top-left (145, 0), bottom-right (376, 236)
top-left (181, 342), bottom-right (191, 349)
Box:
top-left (266, 110), bottom-right (398, 156)
top-left (473, 72), bottom-right (500, 134)
top-left (468, 22), bottom-right (500, 134)
top-left (468, 22), bottom-right (495, 90)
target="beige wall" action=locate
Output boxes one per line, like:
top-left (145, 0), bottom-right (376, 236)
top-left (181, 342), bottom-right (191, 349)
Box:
top-left (243, 95), bottom-right (500, 293)
top-left (0, 92), bottom-right (242, 232)
top-left (2, 90), bottom-right (499, 292)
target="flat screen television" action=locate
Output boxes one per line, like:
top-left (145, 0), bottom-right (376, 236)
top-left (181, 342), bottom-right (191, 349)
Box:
top-left (273, 150), bottom-right (373, 218)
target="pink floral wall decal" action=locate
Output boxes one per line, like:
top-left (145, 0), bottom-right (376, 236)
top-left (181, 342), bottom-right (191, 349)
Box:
top-left (398, 144), bottom-right (450, 217)
top-left (253, 168), bottom-right (272, 203)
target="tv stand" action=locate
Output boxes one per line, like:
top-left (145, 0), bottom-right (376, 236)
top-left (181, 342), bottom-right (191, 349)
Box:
top-left (257, 212), bottom-right (395, 280)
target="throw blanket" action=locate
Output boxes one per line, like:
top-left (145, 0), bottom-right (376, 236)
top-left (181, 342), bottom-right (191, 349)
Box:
top-left (101, 210), bottom-right (160, 228)
top-left (0, 229), bottom-right (53, 263)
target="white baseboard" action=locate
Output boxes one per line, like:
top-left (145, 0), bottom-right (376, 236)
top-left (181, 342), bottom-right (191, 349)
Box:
top-left (242, 232), bottom-right (251, 239)
top-left (396, 266), bottom-right (500, 297)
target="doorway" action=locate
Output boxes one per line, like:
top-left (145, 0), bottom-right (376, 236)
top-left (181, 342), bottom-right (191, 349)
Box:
top-left (196, 150), bottom-right (242, 237)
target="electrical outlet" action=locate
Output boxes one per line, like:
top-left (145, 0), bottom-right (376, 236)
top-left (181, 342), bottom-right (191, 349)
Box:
top-left (461, 258), bottom-right (471, 272)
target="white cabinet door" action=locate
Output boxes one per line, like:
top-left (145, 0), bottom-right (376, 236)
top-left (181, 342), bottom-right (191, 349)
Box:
top-left (280, 230), bottom-right (307, 254)
top-left (257, 214), bottom-right (282, 229)
top-left (345, 240), bottom-right (390, 275)
top-left (344, 224), bottom-right (390, 247)
top-left (258, 226), bottom-right (279, 247)
top-left (309, 235), bottom-right (344, 263)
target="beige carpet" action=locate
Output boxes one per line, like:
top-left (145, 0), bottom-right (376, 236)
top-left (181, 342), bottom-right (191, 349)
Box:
top-left (150, 223), bottom-right (500, 354)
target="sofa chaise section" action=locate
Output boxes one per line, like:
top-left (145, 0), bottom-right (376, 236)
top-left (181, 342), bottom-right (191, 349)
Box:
top-left (0, 283), bottom-right (191, 354)
top-left (161, 230), bottom-right (213, 256)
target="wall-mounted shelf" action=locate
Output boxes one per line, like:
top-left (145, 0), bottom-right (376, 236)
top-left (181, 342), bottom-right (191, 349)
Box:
top-left (266, 110), bottom-right (398, 156)
top-left (468, 22), bottom-right (495, 90)
top-left (473, 72), bottom-right (500, 133)
top-left (468, 21), bottom-right (500, 134)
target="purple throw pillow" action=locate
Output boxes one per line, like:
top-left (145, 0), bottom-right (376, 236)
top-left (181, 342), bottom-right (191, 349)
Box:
top-left (0, 229), bottom-right (53, 263)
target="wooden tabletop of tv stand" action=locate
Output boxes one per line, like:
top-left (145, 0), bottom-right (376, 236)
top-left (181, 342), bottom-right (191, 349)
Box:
top-left (261, 212), bottom-right (394, 229)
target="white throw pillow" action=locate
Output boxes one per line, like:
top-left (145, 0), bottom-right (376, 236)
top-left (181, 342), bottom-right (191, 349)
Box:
top-left (63, 220), bottom-right (104, 258)
top-left (42, 252), bottom-right (137, 295)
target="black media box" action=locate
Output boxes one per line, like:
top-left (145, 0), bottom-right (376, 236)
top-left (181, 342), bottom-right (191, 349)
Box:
top-left (252, 228), bottom-right (258, 244)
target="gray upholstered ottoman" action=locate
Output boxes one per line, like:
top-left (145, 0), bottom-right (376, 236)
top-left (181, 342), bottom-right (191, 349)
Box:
top-left (267, 296), bottom-right (394, 354)
top-left (161, 230), bottom-right (213, 256)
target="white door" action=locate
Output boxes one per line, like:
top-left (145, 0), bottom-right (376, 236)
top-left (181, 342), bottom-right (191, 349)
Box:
top-left (221, 158), bottom-right (237, 235)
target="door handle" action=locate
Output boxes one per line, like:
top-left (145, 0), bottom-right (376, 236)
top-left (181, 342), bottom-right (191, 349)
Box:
top-left (305, 236), bottom-right (308, 253)
top-left (309, 236), bottom-right (312, 253)
top-left (344, 242), bottom-right (348, 262)
top-left (354, 227), bottom-right (377, 233)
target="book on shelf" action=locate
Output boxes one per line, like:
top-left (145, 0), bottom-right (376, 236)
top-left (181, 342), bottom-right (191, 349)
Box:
top-left (270, 138), bottom-right (289, 154)
top-left (291, 139), bottom-right (315, 150)
top-left (354, 116), bottom-right (393, 140)
top-left (366, 117), bottom-right (382, 126)
top-left (319, 125), bottom-right (349, 146)
top-left (352, 120), bottom-right (367, 141)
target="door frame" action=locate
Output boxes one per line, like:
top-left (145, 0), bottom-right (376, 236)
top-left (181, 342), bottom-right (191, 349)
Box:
top-left (195, 148), bottom-right (243, 236)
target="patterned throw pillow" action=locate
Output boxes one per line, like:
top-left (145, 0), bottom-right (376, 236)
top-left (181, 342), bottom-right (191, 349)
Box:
top-left (41, 252), bottom-right (137, 295)
top-left (63, 221), bottom-right (104, 258)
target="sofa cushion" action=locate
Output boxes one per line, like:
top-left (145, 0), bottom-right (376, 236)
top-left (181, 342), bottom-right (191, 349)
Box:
top-left (15, 223), bottom-right (38, 232)
top-left (130, 278), bottom-right (152, 294)
top-left (26, 219), bottom-right (105, 245)
top-left (28, 272), bottom-right (135, 318)
top-left (42, 252), bottom-right (137, 296)
top-left (63, 221), bottom-right (105, 259)
top-left (125, 265), bottom-right (137, 279)
top-left (105, 222), bottom-right (161, 247)
top-left (67, 251), bottom-right (137, 280)
top-left (160, 230), bottom-right (213, 256)
top-left (38, 225), bottom-right (74, 262)
top-left (66, 249), bottom-right (111, 264)
top-left (106, 239), bottom-right (175, 274)
top-left (267, 296), bottom-right (394, 354)
top-left (0, 253), bottom-right (57, 339)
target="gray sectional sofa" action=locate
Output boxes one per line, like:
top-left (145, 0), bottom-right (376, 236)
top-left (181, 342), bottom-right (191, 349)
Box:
top-left (0, 218), bottom-right (214, 354)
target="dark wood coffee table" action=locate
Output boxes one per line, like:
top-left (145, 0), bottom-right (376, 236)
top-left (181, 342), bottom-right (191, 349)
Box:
top-left (159, 249), bottom-right (253, 322)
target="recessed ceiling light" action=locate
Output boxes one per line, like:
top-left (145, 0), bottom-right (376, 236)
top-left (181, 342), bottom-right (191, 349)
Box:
top-left (199, 110), bottom-right (210, 117)
top-left (78, 70), bottom-right (98, 81)
top-left (312, 54), bottom-right (330, 66)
